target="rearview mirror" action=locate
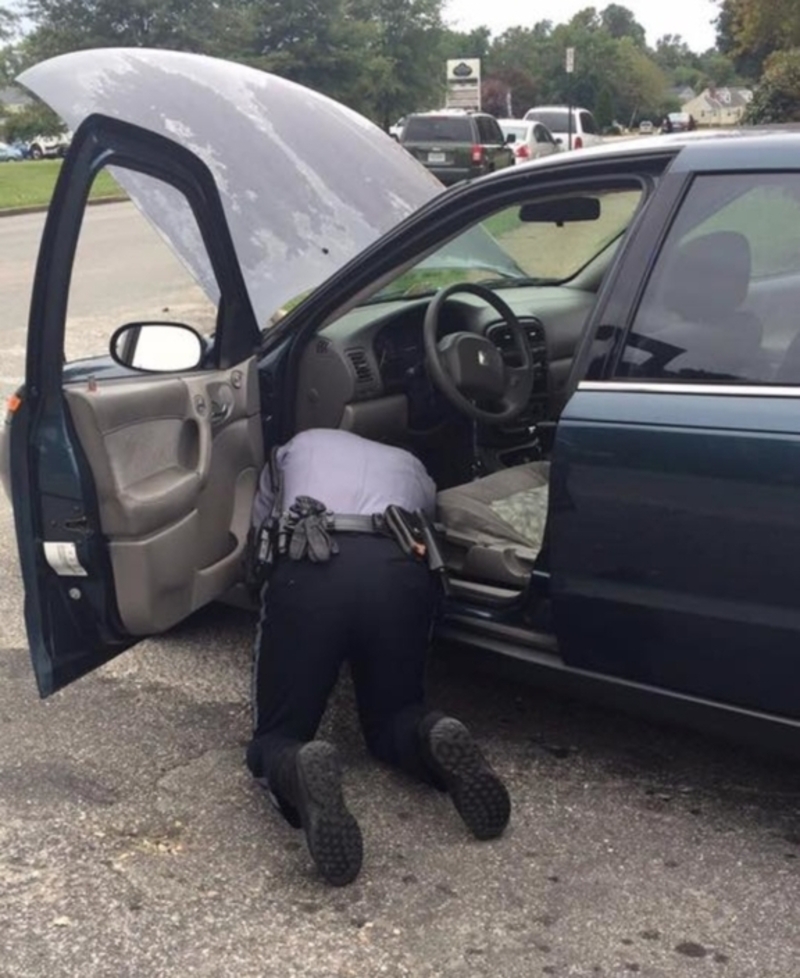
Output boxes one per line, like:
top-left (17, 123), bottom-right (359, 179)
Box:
top-left (110, 322), bottom-right (205, 373)
top-left (519, 197), bottom-right (600, 224)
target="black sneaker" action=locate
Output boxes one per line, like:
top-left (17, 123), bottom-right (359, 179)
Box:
top-left (295, 741), bottom-right (363, 886)
top-left (427, 717), bottom-right (511, 840)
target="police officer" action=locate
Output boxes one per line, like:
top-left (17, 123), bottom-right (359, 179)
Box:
top-left (246, 428), bottom-right (510, 885)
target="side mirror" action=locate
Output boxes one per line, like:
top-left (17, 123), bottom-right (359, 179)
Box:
top-left (505, 133), bottom-right (516, 144)
top-left (110, 322), bottom-right (205, 373)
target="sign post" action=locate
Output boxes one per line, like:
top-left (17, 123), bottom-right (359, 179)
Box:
top-left (445, 59), bottom-right (482, 112)
top-left (565, 47), bottom-right (575, 150)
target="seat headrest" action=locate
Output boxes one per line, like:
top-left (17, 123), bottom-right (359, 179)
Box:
top-left (661, 231), bottom-right (752, 322)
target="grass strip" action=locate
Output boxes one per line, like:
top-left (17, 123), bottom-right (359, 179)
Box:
top-left (0, 159), bottom-right (125, 211)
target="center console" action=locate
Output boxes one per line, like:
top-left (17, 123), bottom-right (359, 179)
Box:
top-left (479, 317), bottom-right (550, 468)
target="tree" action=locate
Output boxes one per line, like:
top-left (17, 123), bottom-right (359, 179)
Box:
top-left (600, 4), bottom-right (646, 46)
top-left (2, 99), bottom-right (65, 141)
top-left (744, 48), bottom-right (800, 123)
top-left (0, 5), bottom-right (16, 42)
top-left (22, 0), bottom-right (235, 59)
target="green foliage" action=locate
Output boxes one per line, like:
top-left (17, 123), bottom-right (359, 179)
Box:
top-left (2, 99), bottom-right (66, 141)
top-left (6, 0), bottom-right (740, 134)
top-left (744, 48), bottom-right (800, 124)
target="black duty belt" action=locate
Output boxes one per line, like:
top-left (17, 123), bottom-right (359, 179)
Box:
top-left (252, 495), bottom-right (447, 592)
top-left (327, 513), bottom-right (385, 534)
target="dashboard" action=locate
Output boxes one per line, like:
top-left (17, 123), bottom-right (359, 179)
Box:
top-left (293, 284), bottom-right (597, 444)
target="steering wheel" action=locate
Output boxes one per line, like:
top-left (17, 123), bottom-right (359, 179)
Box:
top-left (423, 282), bottom-right (534, 424)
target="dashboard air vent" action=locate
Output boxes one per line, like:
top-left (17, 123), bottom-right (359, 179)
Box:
top-left (345, 348), bottom-right (377, 390)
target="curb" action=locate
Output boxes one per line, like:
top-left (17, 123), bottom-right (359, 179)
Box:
top-left (0, 195), bottom-right (129, 219)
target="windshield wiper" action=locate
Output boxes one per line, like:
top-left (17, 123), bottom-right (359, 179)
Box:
top-left (475, 275), bottom-right (563, 289)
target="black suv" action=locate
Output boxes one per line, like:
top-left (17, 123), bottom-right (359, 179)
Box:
top-left (400, 111), bottom-right (515, 186)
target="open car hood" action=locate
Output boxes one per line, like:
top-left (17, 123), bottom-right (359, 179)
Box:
top-left (19, 48), bottom-right (443, 325)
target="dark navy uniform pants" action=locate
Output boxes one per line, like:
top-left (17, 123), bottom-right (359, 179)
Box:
top-left (247, 534), bottom-right (440, 794)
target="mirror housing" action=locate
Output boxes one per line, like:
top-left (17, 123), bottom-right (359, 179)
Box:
top-left (110, 322), bottom-right (205, 373)
top-left (519, 196), bottom-right (600, 225)
top-left (505, 133), bottom-right (516, 144)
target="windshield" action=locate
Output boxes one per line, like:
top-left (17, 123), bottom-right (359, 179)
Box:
top-left (403, 116), bottom-right (473, 142)
top-left (368, 188), bottom-right (643, 302)
top-left (500, 124), bottom-right (530, 141)
top-left (525, 110), bottom-right (571, 132)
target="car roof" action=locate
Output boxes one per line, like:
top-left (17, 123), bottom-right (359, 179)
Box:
top-left (472, 126), bottom-right (800, 180)
top-left (526, 105), bottom-right (592, 113)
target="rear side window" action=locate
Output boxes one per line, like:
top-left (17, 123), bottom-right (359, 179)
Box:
top-left (403, 116), bottom-right (472, 142)
top-left (579, 112), bottom-right (597, 135)
top-left (534, 125), bottom-right (551, 144)
top-left (502, 124), bottom-right (529, 143)
top-left (616, 173), bottom-right (800, 384)
top-left (526, 110), bottom-right (570, 132)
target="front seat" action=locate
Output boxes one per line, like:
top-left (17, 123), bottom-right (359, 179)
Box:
top-left (436, 461), bottom-right (550, 587)
top-left (637, 230), bottom-right (764, 379)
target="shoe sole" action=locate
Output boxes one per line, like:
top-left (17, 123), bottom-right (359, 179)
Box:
top-left (295, 742), bottom-right (363, 886)
top-left (429, 718), bottom-right (511, 840)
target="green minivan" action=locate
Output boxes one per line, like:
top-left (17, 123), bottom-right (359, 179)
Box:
top-left (400, 111), bottom-right (515, 186)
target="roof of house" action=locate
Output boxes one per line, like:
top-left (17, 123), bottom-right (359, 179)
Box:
top-left (684, 87), bottom-right (754, 112)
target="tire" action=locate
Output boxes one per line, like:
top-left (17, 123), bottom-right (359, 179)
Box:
top-left (29, 145), bottom-right (43, 160)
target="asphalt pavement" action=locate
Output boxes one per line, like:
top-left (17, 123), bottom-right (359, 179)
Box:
top-left (0, 205), bottom-right (799, 978)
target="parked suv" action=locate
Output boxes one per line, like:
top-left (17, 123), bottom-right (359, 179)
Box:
top-left (522, 106), bottom-right (602, 150)
top-left (400, 111), bottom-right (515, 186)
top-left (28, 131), bottom-right (72, 159)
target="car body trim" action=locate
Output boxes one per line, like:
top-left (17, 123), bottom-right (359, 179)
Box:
top-left (578, 380), bottom-right (800, 398)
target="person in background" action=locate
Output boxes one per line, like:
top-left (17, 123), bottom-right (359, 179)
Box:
top-left (246, 427), bottom-right (511, 885)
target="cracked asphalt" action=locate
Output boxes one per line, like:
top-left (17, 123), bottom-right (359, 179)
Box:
top-left (0, 205), bottom-right (799, 977)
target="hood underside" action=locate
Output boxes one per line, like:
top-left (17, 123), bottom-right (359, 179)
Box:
top-left (19, 48), bottom-right (443, 325)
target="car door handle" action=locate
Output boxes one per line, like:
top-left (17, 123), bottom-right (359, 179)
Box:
top-left (210, 400), bottom-right (231, 424)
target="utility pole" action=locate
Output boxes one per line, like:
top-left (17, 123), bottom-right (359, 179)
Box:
top-left (565, 47), bottom-right (575, 150)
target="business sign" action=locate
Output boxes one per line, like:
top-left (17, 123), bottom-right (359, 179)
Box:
top-left (565, 47), bottom-right (575, 74)
top-left (446, 59), bottom-right (481, 111)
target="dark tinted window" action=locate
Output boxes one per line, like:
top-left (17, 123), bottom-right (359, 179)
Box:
top-left (616, 173), bottom-right (800, 385)
top-left (579, 111), bottom-right (597, 134)
top-left (402, 116), bottom-right (473, 143)
top-left (475, 116), bottom-right (492, 142)
top-left (525, 110), bottom-right (570, 132)
top-left (534, 125), bottom-right (551, 144)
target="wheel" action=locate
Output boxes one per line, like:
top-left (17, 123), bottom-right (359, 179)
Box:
top-left (29, 145), bottom-right (43, 160)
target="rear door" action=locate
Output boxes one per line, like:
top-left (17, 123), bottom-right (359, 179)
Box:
top-left (10, 114), bottom-right (263, 696)
top-left (549, 154), bottom-right (800, 720)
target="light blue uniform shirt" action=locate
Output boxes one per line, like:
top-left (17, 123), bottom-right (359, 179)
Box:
top-left (252, 429), bottom-right (437, 528)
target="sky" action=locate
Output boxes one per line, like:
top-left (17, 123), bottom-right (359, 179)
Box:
top-left (444, 0), bottom-right (721, 53)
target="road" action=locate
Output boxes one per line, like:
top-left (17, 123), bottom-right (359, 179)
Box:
top-left (0, 205), bottom-right (798, 978)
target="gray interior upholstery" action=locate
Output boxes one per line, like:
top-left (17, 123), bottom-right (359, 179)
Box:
top-left (436, 462), bottom-right (550, 585)
top-left (65, 357), bottom-right (263, 634)
top-left (641, 230), bottom-right (764, 378)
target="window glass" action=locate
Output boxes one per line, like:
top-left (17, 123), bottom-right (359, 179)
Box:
top-left (371, 186), bottom-right (643, 300)
top-left (616, 173), bottom-right (800, 384)
top-left (580, 112), bottom-right (597, 135)
top-left (534, 126), bottom-right (550, 144)
top-left (402, 116), bottom-right (473, 142)
top-left (501, 124), bottom-right (528, 143)
top-left (64, 166), bottom-right (217, 364)
top-left (525, 110), bottom-right (570, 133)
